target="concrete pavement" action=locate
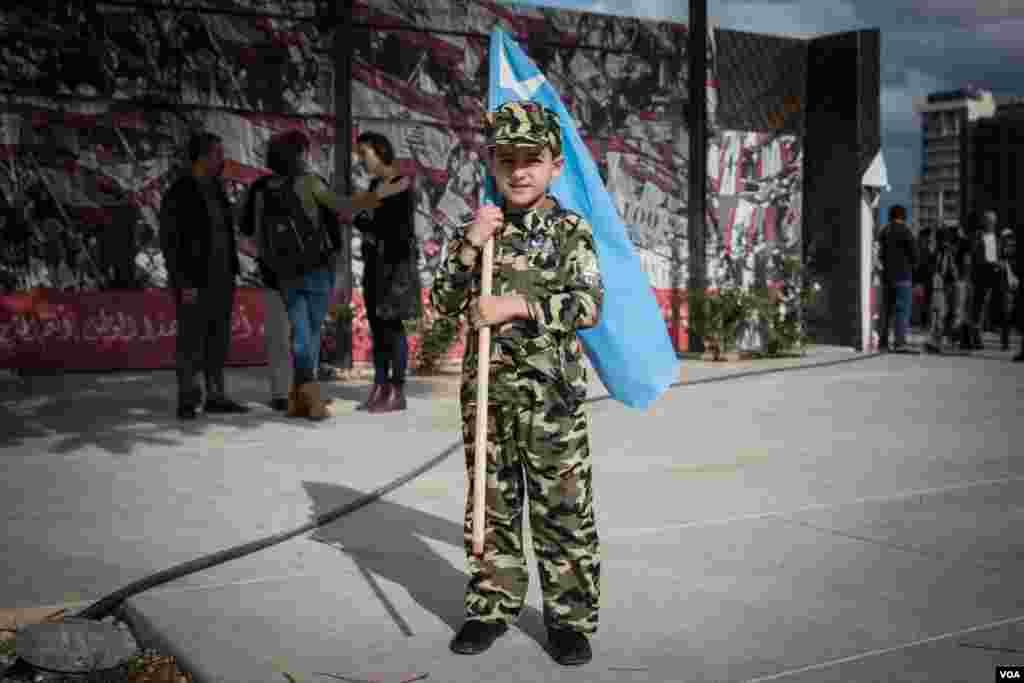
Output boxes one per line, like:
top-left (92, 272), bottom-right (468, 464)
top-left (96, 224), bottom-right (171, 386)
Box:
top-left (2, 341), bottom-right (1023, 682)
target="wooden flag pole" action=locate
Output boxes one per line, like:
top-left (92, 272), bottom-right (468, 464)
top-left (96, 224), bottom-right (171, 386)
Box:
top-left (472, 235), bottom-right (495, 557)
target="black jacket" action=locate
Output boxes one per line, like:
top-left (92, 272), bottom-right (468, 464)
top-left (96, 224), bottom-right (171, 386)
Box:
top-left (159, 175), bottom-right (240, 289)
top-left (1016, 225), bottom-right (1023, 278)
top-left (878, 220), bottom-right (917, 283)
top-left (354, 176), bottom-right (422, 321)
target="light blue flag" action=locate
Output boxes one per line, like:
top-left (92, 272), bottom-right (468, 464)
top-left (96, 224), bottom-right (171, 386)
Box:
top-left (485, 28), bottom-right (680, 410)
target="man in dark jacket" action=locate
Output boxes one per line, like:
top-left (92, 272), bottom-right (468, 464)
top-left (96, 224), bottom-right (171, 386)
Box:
top-left (877, 204), bottom-right (918, 352)
top-left (1012, 225), bottom-right (1023, 362)
top-left (968, 210), bottom-right (1007, 350)
top-left (159, 131), bottom-right (251, 419)
top-left (915, 227), bottom-right (935, 330)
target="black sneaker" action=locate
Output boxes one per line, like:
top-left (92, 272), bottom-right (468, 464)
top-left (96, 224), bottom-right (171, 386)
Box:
top-left (204, 396), bottom-right (252, 414)
top-left (270, 398), bottom-right (289, 412)
top-left (449, 620), bottom-right (508, 655)
top-left (924, 342), bottom-right (943, 355)
top-left (547, 628), bottom-right (592, 666)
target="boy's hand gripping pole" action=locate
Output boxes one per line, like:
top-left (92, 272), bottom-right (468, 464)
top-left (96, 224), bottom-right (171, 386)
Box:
top-left (472, 236), bottom-right (495, 557)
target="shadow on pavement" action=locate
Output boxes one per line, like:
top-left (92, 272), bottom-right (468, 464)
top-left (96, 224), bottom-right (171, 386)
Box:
top-left (0, 369), bottom-right (350, 455)
top-left (303, 480), bottom-right (551, 653)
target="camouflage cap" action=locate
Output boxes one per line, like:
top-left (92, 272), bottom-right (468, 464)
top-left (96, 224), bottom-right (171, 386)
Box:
top-left (483, 101), bottom-right (562, 154)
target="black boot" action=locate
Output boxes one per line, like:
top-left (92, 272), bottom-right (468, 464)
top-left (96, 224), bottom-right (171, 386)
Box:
top-left (203, 372), bottom-right (251, 413)
top-left (450, 620), bottom-right (508, 655)
top-left (547, 628), bottom-right (593, 666)
top-left (959, 325), bottom-right (972, 352)
top-left (177, 386), bottom-right (202, 420)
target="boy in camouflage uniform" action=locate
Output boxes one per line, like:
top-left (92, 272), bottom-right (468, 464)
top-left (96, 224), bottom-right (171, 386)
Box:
top-left (430, 101), bottom-right (604, 666)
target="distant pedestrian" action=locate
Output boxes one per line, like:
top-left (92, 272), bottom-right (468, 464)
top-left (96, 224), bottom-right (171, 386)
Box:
top-left (998, 227), bottom-right (1018, 352)
top-left (250, 130), bottom-right (409, 420)
top-left (915, 227), bottom-right (935, 330)
top-left (238, 178), bottom-right (291, 413)
top-left (925, 225), bottom-right (960, 354)
top-left (352, 132), bottom-right (421, 414)
top-left (159, 131), bottom-right (251, 420)
top-left (876, 205), bottom-right (918, 352)
top-left (968, 210), bottom-right (1007, 350)
top-left (1005, 225), bottom-right (1023, 362)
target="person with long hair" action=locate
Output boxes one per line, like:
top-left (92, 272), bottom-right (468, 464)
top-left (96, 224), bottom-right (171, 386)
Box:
top-left (353, 132), bottom-right (422, 413)
top-left (244, 130), bottom-right (408, 419)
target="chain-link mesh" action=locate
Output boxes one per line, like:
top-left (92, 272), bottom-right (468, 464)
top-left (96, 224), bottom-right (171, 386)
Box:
top-left (714, 29), bottom-right (806, 135)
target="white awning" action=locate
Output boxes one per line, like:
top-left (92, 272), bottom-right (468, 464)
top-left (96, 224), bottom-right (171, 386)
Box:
top-left (862, 151), bottom-right (890, 191)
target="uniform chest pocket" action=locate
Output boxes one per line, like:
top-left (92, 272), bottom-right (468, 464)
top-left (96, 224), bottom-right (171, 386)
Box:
top-left (528, 235), bottom-right (561, 272)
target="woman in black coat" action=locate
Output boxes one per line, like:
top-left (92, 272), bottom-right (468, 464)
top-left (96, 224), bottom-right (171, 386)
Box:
top-left (353, 132), bottom-right (422, 412)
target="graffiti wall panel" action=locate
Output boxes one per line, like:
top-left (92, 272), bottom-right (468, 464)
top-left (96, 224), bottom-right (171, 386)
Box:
top-left (352, 0), bottom-right (697, 292)
top-left (356, 0), bottom-right (686, 54)
top-left (707, 130), bottom-right (803, 284)
top-left (0, 0), bottom-right (335, 295)
top-left (0, 0), bottom-right (808, 369)
top-left (706, 129), bottom-right (804, 349)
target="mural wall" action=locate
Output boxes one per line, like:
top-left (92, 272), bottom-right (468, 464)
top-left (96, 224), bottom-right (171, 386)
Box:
top-left (0, 0), bottom-right (333, 295)
top-left (0, 0), bottom-right (806, 370)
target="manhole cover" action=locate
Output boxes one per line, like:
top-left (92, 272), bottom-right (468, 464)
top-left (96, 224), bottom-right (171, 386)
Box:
top-left (16, 618), bottom-right (136, 673)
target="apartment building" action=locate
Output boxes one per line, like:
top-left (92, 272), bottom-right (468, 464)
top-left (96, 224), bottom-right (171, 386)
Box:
top-left (968, 95), bottom-right (1024, 231)
top-left (912, 86), bottom-right (996, 232)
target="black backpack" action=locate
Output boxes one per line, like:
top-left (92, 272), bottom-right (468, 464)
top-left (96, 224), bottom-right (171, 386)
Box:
top-left (258, 175), bottom-right (333, 281)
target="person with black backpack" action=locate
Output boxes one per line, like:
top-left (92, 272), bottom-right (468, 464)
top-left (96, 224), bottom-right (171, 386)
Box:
top-left (241, 130), bottom-right (408, 419)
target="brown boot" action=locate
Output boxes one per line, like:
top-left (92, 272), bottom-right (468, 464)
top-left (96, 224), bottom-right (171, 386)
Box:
top-left (286, 385), bottom-right (305, 418)
top-left (357, 383), bottom-right (385, 411)
top-left (298, 382), bottom-right (333, 421)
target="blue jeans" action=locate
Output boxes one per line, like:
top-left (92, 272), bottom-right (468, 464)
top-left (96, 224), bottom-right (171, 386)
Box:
top-left (283, 267), bottom-right (335, 380)
top-left (892, 280), bottom-right (913, 345)
top-left (879, 280), bottom-right (913, 348)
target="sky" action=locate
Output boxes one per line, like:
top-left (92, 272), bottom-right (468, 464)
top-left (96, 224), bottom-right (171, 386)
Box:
top-left (511, 0), bottom-right (1023, 226)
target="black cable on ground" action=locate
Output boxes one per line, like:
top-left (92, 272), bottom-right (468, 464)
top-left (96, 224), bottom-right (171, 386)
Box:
top-left (74, 349), bottom-right (884, 622)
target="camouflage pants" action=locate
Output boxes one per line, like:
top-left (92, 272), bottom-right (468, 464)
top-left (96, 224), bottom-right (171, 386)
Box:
top-left (459, 378), bottom-right (600, 634)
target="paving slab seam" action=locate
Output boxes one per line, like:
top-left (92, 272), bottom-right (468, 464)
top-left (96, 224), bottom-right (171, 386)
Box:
top-left (104, 475), bottom-right (1024, 604)
top-left (742, 613), bottom-right (1024, 682)
top-left (606, 474), bottom-right (1024, 537)
top-left (777, 517), bottom-right (1008, 574)
top-left (72, 351), bottom-right (882, 621)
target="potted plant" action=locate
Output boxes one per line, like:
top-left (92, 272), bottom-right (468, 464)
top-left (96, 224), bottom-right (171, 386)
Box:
top-left (688, 286), bottom-right (756, 361)
top-left (751, 254), bottom-right (821, 357)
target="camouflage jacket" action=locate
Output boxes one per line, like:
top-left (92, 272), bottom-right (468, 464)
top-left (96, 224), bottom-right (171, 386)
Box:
top-left (430, 197), bottom-right (604, 406)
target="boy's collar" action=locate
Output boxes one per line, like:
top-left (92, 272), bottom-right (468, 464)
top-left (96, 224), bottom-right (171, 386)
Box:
top-left (504, 195), bottom-right (559, 216)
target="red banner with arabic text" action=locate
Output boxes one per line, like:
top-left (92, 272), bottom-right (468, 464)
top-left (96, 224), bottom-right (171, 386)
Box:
top-left (1, 287), bottom-right (688, 371)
